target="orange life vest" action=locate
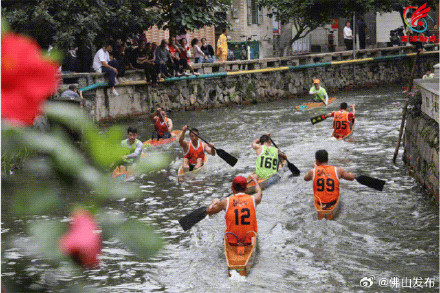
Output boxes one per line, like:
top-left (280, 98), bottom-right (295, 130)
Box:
top-left (184, 140), bottom-right (205, 165)
top-left (155, 117), bottom-right (169, 136)
top-left (225, 193), bottom-right (258, 244)
top-left (313, 165), bottom-right (340, 204)
top-left (332, 110), bottom-right (351, 137)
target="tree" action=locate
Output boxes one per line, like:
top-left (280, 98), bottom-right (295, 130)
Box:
top-left (2, 0), bottom-right (231, 50)
top-left (152, 0), bottom-right (231, 35)
top-left (259, 0), bottom-right (438, 50)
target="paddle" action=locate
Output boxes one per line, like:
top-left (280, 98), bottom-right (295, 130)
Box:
top-left (268, 137), bottom-right (300, 176)
top-left (310, 114), bottom-right (327, 125)
top-left (189, 129), bottom-right (238, 167)
top-left (355, 175), bottom-right (386, 191)
top-left (179, 179), bottom-right (253, 231)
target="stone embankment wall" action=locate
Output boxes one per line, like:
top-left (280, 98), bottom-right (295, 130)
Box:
top-left (58, 46), bottom-right (438, 122)
top-left (403, 74), bottom-right (439, 202)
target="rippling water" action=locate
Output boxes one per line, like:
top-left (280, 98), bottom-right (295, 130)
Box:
top-left (2, 86), bottom-right (439, 292)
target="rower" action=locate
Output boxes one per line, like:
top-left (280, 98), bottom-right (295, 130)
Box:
top-left (121, 126), bottom-right (143, 163)
top-left (179, 125), bottom-right (215, 172)
top-left (309, 79), bottom-right (329, 105)
top-left (252, 134), bottom-right (287, 179)
top-left (304, 149), bottom-right (355, 209)
top-left (325, 102), bottom-right (355, 139)
top-left (206, 174), bottom-right (261, 245)
top-left (150, 107), bottom-right (173, 140)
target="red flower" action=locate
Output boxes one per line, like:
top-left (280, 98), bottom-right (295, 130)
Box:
top-left (59, 210), bottom-right (102, 269)
top-left (1, 33), bottom-right (59, 125)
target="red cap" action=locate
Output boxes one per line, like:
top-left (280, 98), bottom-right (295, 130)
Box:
top-left (232, 176), bottom-right (248, 189)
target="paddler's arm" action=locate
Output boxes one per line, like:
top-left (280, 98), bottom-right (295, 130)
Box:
top-left (277, 150), bottom-right (287, 161)
top-left (251, 174), bottom-right (263, 205)
top-left (205, 143), bottom-right (216, 156)
top-left (149, 108), bottom-right (161, 122)
top-left (351, 104), bottom-right (356, 118)
top-left (179, 125), bottom-right (189, 151)
top-left (206, 197), bottom-right (227, 215)
top-left (166, 118), bottom-right (173, 132)
top-left (303, 169), bottom-right (314, 181)
top-left (337, 167), bottom-right (355, 181)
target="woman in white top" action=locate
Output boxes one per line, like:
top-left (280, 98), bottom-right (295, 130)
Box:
top-left (191, 38), bottom-right (206, 64)
top-left (343, 21), bottom-right (353, 50)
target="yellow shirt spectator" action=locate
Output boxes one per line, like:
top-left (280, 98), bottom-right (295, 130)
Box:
top-left (217, 29), bottom-right (228, 62)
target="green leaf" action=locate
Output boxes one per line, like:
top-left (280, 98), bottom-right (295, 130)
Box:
top-left (28, 220), bottom-right (69, 262)
top-left (2, 18), bottom-right (10, 35)
top-left (83, 126), bottom-right (127, 168)
top-left (99, 213), bottom-right (162, 260)
top-left (44, 102), bottom-right (94, 132)
top-left (132, 152), bottom-right (173, 175)
top-left (12, 185), bottom-right (62, 215)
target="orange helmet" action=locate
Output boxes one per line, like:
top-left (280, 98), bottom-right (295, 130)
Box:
top-left (313, 79), bottom-right (320, 84)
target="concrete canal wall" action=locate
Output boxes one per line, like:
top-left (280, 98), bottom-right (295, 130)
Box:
top-left (58, 45), bottom-right (439, 122)
top-left (403, 69), bottom-right (439, 202)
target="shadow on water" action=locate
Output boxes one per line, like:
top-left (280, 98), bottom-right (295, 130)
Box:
top-left (2, 86), bottom-right (438, 292)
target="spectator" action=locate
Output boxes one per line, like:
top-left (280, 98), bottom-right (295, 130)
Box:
top-left (61, 85), bottom-right (83, 101)
top-left (114, 44), bottom-right (128, 77)
top-left (167, 36), bottom-right (181, 76)
top-left (147, 42), bottom-right (158, 85)
top-left (200, 38), bottom-right (215, 63)
top-left (134, 41), bottom-right (148, 69)
top-left (217, 28), bottom-right (229, 62)
top-left (227, 49), bottom-right (235, 71)
top-left (343, 21), bottom-right (353, 50)
top-left (92, 42), bottom-right (119, 95)
top-left (191, 38), bottom-right (206, 64)
top-left (155, 39), bottom-right (172, 79)
top-left (422, 70), bottom-right (434, 79)
top-left (240, 45), bottom-right (247, 70)
top-left (125, 37), bottom-right (138, 69)
top-left (61, 85), bottom-right (85, 108)
top-left (357, 18), bottom-right (369, 50)
top-left (178, 38), bottom-right (197, 76)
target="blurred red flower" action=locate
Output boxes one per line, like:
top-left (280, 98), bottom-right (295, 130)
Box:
top-left (1, 33), bottom-right (59, 125)
top-left (59, 210), bottom-right (102, 269)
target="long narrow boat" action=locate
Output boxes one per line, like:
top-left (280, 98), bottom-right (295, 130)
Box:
top-left (224, 231), bottom-right (257, 277)
top-left (245, 160), bottom-right (287, 194)
top-left (177, 155), bottom-right (209, 183)
top-left (143, 130), bottom-right (183, 147)
top-left (112, 153), bottom-right (146, 181)
top-left (295, 97), bottom-right (337, 111)
top-left (313, 196), bottom-right (340, 220)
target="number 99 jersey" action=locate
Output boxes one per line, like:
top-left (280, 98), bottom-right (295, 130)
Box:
top-left (313, 165), bottom-right (340, 204)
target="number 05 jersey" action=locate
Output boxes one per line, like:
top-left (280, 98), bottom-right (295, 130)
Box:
top-left (313, 165), bottom-right (340, 204)
top-left (225, 193), bottom-right (258, 245)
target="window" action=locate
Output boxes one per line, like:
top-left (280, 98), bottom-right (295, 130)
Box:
top-left (247, 0), bottom-right (263, 25)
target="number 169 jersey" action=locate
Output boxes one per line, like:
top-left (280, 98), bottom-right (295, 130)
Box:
top-left (255, 145), bottom-right (279, 179)
top-left (225, 193), bottom-right (258, 245)
top-left (313, 165), bottom-right (340, 203)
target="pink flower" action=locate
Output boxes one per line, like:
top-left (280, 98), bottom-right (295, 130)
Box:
top-left (59, 210), bottom-right (102, 269)
top-left (1, 33), bottom-right (59, 125)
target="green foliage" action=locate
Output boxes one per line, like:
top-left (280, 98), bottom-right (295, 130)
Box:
top-left (2, 0), bottom-right (231, 49)
top-left (100, 213), bottom-right (163, 260)
top-left (258, 0), bottom-right (438, 46)
top-left (2, 102), bottom-right (172, 290)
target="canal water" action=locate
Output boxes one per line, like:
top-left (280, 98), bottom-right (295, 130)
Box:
top-left (2, 86), bottom-right (439, 292)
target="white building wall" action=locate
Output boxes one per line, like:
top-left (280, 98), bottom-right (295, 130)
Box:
top-left (376, 12), bottom-right (403, 43)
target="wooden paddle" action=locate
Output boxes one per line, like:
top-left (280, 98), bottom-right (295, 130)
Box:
top-left (179, 179), bottom-right (253, 231)
top-left (189, 129), bottom-right (238, 167)
top-left (355, 175), bottom-right (385, 191)
top-left (268, 137), bottom-right (300, 176)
